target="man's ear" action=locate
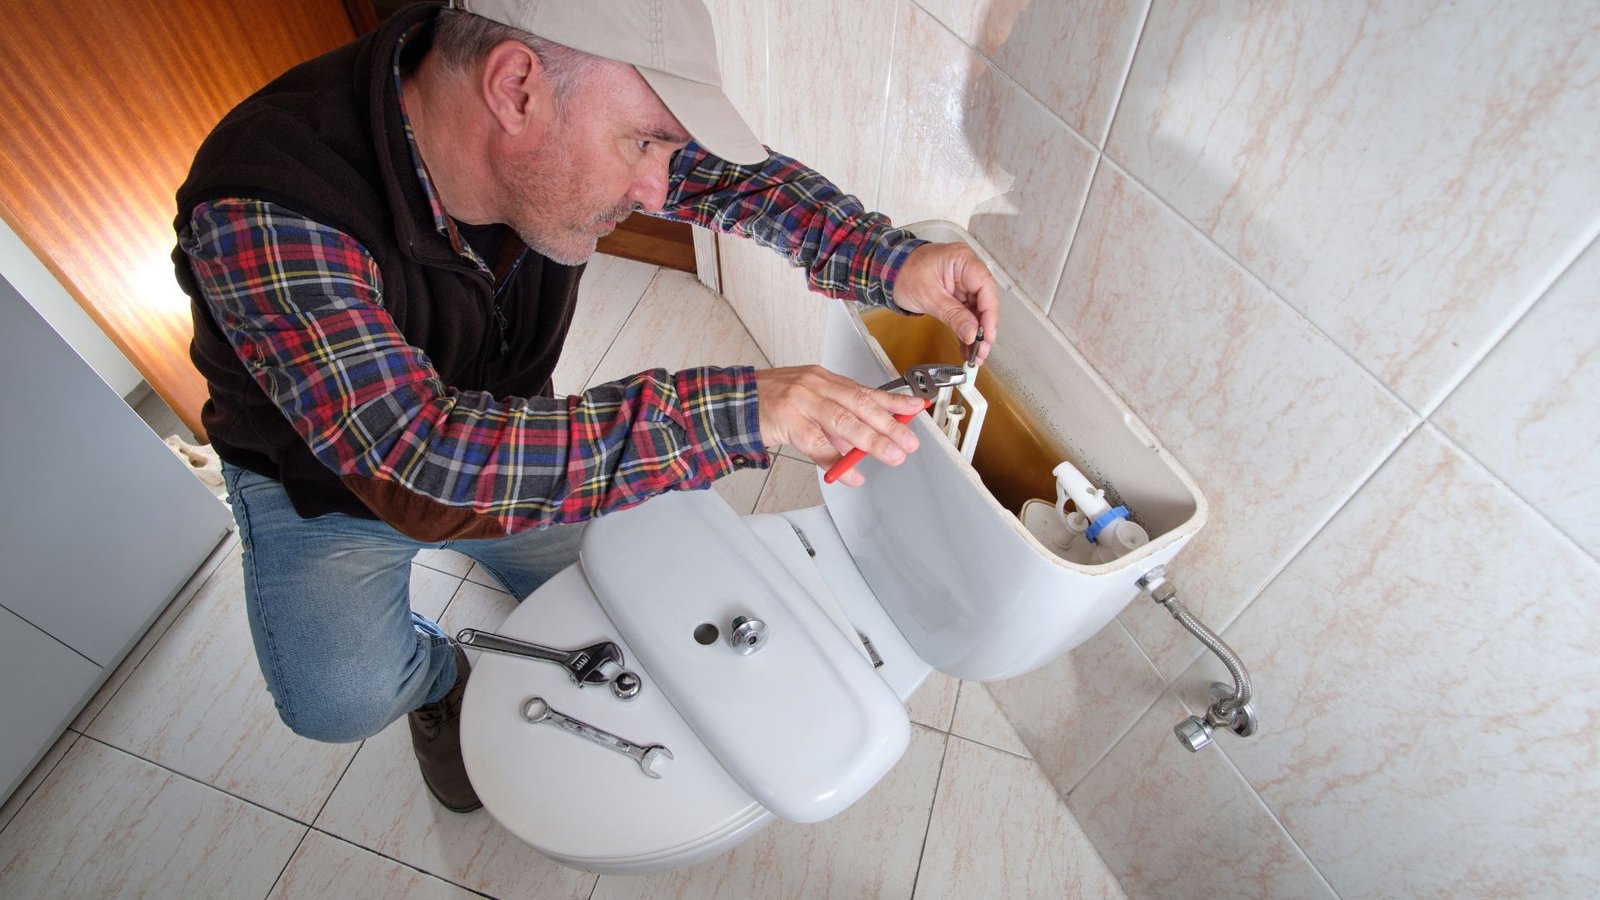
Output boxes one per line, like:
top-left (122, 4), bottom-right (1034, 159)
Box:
top-left (480, 40), bottom-right (551, 137)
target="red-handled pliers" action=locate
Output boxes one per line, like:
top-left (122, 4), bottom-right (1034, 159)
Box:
top-left (823, 363), bottom-right (969, 484)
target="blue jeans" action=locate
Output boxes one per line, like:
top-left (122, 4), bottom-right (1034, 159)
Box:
top-left (223, 463), bottom-right (585, 743)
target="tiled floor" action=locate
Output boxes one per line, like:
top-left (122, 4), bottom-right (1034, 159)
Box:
top-left (0, 255), bottom-right (1124, 900)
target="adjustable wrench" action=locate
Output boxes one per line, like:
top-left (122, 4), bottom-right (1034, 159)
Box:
top-left (520, 697), bottom-right (673, 778)
top-left (456, 628), bottom-right (624, 688)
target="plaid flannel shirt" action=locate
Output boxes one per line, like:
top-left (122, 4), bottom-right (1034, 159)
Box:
top-left (182, 136), bottom-right (923, 534)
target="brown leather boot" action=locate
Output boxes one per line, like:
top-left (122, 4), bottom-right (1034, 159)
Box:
top-left (408, 644), bottom-right (481, 813)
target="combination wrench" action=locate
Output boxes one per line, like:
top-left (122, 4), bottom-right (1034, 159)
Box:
top-left (520, 697), bottom-right (673, 778)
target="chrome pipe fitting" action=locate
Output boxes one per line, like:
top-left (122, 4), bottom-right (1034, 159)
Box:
top-left (1136, 566), bottom-right (1259, 752)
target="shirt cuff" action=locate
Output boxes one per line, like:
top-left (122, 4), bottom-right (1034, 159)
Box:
top-left (675, 366), bottom-right (771, 481)
top-left (870, 229), bottom-right (928, 315)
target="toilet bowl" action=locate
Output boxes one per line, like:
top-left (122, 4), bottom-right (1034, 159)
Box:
top-left (459, 222), bottom-right (1208, 874)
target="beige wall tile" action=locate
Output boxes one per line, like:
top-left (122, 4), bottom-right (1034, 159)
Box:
top-left (592, 725), bottom-right (946, 900)
top-left (1434, 240), bottom-right (1600, 557)
top-left (0, 738), bottom-right (305, 899)
top-left (85, 545), bottom-right (421, 822)
top-left (916, 736), bottom-right (1123, 899)
top-left (1179, 425), bottom-right (1600, 897)
top-left (269, 830), bottom-right (482, 900)
top-left (551, 254), bottom-right (658, 396)
top-left (1053, 162), bottom-right (1415, 678)
top-left (916, 0), bottom-right (1150, 146)
top-left (986, 621), bottom-right (1162, 788)
top-left (767, 0), bottom-right (900, 205)
top-left (1106, 0), bottom-right (1600, 411)
top-left (704, 0), bottom-right (769, 139)
top-left (715, 232), bottom-right (781, 363)
top-left (1069, 693), bottom-right (1336, 900)
top-left (879, 3), bottom-right (1098, 307)
top-left (314, 719), bottom-right (595, 899)
top-left (949, 683), bottom-right (1030, 759)
top-left (716, 231), bottom-right (829, 369)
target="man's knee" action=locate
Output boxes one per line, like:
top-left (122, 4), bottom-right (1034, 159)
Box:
top-left (274, 684), bottom-right (404, 743)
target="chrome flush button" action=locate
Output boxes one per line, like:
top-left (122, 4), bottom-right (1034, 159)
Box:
top-left (728, 616), bottom-right (767, 654)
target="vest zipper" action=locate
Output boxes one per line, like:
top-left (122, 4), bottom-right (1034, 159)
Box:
top-left (490, 249), bottom-right (527, 356)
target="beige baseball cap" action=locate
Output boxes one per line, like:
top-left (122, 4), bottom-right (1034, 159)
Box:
top-left (446, 0), bottom-right (766, 164)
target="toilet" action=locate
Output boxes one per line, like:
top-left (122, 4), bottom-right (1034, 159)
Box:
top-left (458, 222), bottom-right (1208, 874)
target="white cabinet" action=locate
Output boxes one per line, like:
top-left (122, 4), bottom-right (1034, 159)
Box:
top-left (0, 274), bottom-right (232, 798)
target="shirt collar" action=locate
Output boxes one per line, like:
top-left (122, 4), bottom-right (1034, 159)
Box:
top-left (393, 21), bottom-right (487, 272)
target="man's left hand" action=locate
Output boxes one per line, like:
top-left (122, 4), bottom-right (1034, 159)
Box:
top-left (891, 242), bottom-right (1000, 365)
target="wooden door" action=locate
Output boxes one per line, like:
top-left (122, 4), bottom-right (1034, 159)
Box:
top-left (0, 1), bottom-right (359, 438)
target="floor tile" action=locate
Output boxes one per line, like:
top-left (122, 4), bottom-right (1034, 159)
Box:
top-left (414, 548), bottom-right (474, 578)
top-left (0, 738), bottom-right (305, 900)
top-left (552, 254), bottom-right (661, 396)
top-left (591, 725), bottom-right (948, 900)
top-left (914, 736), bottom-right (1124, 900)
top-left (463, 561), bottom-right (503, 591)
top-left (313, 718), bottom-right (595, 899)
top-left (0, 729), bottom-right (77, 835)
top-left (86, 547), bottom-right (460, 823)
top-left (268, 830), bottom-right (482, 900)
top-left (753, 454), bottom-right (824, 514)
top-left (711, 464), bottom-right (771, 515)
top-left (409, 563), bottom-right (466, 622)
top-left (436, 580), bottom-right (519, 666)
top-left (72, 532), bottom-right (240, 731)
top-left (907, 671), bottom-right (960, 732)
top-left (949, 683), bottom-right (1030, 759)
top-left (585, 269), bottom-right (769, 389)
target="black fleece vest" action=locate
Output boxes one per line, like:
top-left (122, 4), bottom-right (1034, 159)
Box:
top-left (173, 4), bottom-right (583, 523)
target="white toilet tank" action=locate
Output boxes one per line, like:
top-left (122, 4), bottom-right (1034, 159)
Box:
top-left (817, 221), bottom-right (1207, 681)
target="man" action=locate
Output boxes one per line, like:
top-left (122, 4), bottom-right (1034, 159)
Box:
top-left (173, 0), bottom-right (998, 814)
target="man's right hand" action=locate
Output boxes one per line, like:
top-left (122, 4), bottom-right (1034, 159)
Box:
top-left (755, 366), bottom-right (926, 487)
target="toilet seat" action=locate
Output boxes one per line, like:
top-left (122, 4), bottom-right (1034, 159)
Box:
top-left (460, 505), bottom-right (930, 874)
top-left (460, 564), bottom-right (770, 872)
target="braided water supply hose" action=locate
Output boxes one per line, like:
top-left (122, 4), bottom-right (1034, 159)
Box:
top-left (1136, 566), bottom-right (1258, 751)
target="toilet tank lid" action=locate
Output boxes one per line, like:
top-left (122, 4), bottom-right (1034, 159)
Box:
top-left (582, 489), bottom-right (910, 823)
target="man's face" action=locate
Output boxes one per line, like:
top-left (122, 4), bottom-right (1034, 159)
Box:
top-left (504, 60), bottom-right (691, 265)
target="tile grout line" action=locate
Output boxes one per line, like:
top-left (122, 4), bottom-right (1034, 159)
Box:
top-left (262, 828), bottom-right (313, 900)
top-left (1098, 155), bottom-right (1419, 420)
top-left (0, 731), bottom-right (81, 839)
top-left (868, 0), bottom-right (905, 213)
top-left (75, 531), bottom-right (241, 736)
top-left (74, 733), bottom-right (321, 828)
top-left (1415, 222), bottom-right (1600, 421)
top-left (948, 684), bottom-right (1036, 763)
top-left (306, 829), bottom-right (500, 898)
top-left (905, 725), bottom-right (953, 900)
top-left (575, 261), bottom-right (658, 392)
top-left (1060, 686), bottom-right (1169, 802)
top-left (1427, 423), bottom-right (1599, 566)
top-left (305, 736), bottom-right (367, 831)
top-left (1147, 415), bottom-right (1421, 685)
top-left (1098, 0), bottom-right (1157, 152)
top-left (1204, 412), bottom-right (1423, 650)
top-left (1211, 741), bottom-right (1343, 898)
top-left (1044, 0), bottom-right (1157, 316)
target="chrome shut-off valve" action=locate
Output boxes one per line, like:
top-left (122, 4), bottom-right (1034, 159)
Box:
top-left (1136, 566), bottom-right (1259, 752)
